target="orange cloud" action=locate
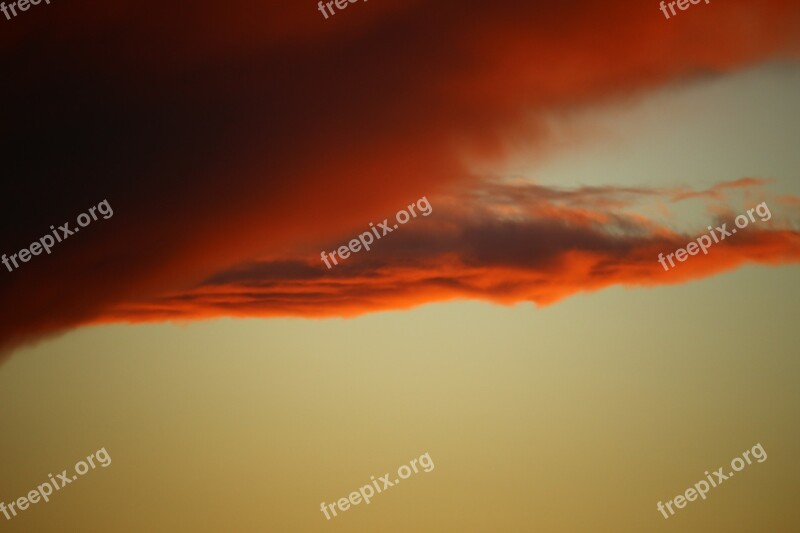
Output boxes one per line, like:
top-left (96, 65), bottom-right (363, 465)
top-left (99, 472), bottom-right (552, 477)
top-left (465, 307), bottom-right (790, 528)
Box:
top-left (97, 180), bottom-right (800, 323)
top-left (1, 0), bottom-right (799, 355)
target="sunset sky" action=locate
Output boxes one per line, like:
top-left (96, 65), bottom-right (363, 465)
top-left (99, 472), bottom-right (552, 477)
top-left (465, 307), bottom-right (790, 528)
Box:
top-left (1, 1), bottom-right (799, 531)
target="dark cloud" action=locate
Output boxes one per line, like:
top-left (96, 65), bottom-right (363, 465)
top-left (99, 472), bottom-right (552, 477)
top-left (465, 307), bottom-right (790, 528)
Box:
top-left (1, 0), bottom-right (799, 354)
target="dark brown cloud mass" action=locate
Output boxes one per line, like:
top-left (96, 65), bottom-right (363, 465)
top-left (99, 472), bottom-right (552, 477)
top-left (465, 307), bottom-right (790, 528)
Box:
top-left (1, 0), bottom-right (799, 354)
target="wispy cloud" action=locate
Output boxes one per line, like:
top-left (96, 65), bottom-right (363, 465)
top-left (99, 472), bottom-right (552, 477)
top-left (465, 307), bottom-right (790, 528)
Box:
top-left (101, 179), bottom-right (800, 321)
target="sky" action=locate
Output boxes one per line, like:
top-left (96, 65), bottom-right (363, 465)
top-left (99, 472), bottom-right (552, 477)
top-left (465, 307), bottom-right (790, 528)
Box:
top-left (1, 0), bottom-right (799, 531)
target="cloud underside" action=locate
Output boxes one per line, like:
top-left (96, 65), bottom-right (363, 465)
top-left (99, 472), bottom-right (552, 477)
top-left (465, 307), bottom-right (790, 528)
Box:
top-left (103, 180), bottom-right (800, 322)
